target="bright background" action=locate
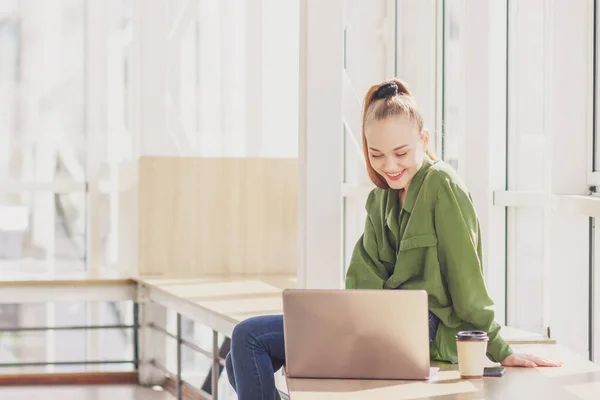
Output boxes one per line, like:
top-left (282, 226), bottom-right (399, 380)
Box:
top-left (1, 0), bottom-right (600, 395)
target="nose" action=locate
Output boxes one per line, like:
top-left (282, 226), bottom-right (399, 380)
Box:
top-left (383, 156), bottom-right (396, 172)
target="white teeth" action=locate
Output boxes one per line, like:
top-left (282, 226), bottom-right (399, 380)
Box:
top-left (387, 171), bottom-right (402, 177)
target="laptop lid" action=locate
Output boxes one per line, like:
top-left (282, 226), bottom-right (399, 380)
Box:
top-left (282, 289), bottom-right (430, 380)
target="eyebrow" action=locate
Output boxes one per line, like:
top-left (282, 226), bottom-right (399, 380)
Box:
top-left (368, 145), bottom-right (408, 152)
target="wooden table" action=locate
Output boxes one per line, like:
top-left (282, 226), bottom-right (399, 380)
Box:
top-left (0, 273), bottom-right (592, 399)
top-left (138, 275), bottom-right (554, 343)
top-left (139, 275), bottom-right (568, 399)
top-left (286, 344), bottom-right (600, 399)
top-left (138, 274), bottom-right (296, 336)
top-left (0, 271), bottom-right (136, 303)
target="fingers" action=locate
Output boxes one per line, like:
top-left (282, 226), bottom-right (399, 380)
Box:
top-left (502, 353), bottom-right (563, 368)
top-left (531, 358), bottom-right (563, 367)
top-left (521, 354), bottom-right (563, 367)
top-left (503, 357), bottom-right (536, 367)
top-left (519, 359), bottom-right (537, 368)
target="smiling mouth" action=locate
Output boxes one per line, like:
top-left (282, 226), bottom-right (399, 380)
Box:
top-left (384, 170), bottom-right (405, 181)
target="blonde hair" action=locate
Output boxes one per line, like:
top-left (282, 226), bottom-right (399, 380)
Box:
top-left (362, 78), bottom-right (436, 189)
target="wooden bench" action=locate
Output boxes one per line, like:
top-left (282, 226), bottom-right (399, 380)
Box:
top-left (140, 275), bottom-right (600, 400)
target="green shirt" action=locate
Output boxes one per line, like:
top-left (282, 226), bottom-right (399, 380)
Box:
top-left (345, 157), bottom-right (513, 364)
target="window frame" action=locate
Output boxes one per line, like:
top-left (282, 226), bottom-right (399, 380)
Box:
top-left (590, 0), bottom-right (600, 184)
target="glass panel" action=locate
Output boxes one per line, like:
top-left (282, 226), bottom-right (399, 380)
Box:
top-left (442, 0), bottom-right (466, 172)
top-left (97, 189), bottom-right (137, 271)
top-left (180, 328), bottom-right (230, 395)
top-left (1, 0), bottom-right (134, 275)
top-left (97, 301), bottom-right (135, 370)
top-left (0, 301), bottom-right (135, 372)
top-left (342, 0), bottom-right (387, 186)
top-left (507, 0), bottom-right (546, 191)
top-left (181, 344), bottom-right (211, 390)
top-left (341, 0), bottom-right (388, 287)
top-left (181, 318), bottom-right (214, 354)
top-left (0, 331), bottom-right (46, 366)
top-left (0, 0), bottom-right (86, 183)
top-left (0, 301), bottom-right (132, 327)
top-left (159, 0), bottom-right (299, 158)
top-left (343, 128), bottom-right (370, 185)
top-left (102, 0), bottom-right (134, 176)
top-left (344, 0), bottom-right (387, 99)
top-left (508, 208), bottom-right (544, 333)
top-left (547, 213), bottom-right (589, 358)
top-left (396, 0), bottom-right (438, 146)
top-left (343, 195), bottom-right (369, 278)
top-left (165, 334), bottom-right (178, 375)
top-left (166, 307), bottom-right (178, 337)
top-left (0, 192), bottom-right (86, 274)
top-left (166, 0), bottom-right (200, 154)
top-left (0, 329), bottom-right (132, 372)
top-left (98, 300), bottom-right (134, 326)
top-left (97, 0), bottom-right (134, 274)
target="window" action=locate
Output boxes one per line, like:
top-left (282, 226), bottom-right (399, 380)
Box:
top-left (341, 0), bottom-right (390, 274)
top-left (505, 0), bottom-right (549, 334)
top-left (0, 0), bottom-right (135, 373)
top-left (594, 0), bottom-right (600, 177)
top-left (501, 0), bottom-right (593, 358)
top-left (0, 0), bottom-right (87, 273)
top-left (341, 0), bottom-right (439, 277)
top-left (152, 0), bottom-right (298, 159)
top-left (442, 0), bottom-right (466, 173)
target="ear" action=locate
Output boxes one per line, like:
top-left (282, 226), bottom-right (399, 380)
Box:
top-left (421, 129), bottom-right (431, 146)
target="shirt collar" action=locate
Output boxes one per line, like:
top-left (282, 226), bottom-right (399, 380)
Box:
top-left (384, 157), bottom-right (436, 227)
top-left (403, 156), bottom-right (435, 213)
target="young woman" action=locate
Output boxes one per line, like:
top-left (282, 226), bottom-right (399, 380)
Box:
top-left (225, 78), bottom-right (561, 400)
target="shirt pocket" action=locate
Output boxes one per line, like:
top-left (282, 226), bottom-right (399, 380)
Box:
top-left (387, 234), bottom-right (439, 288)
top-left (399, 234), bottom-right (438, 252)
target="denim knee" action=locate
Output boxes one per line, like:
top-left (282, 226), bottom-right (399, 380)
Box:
top-left (230, 318), bottom-right (257, 351)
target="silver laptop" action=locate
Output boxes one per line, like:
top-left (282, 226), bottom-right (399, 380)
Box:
top-left (282, 288), bottom-right (431, 380)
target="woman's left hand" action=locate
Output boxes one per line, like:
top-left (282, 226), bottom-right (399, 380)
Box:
top-left (501, 353), bottom-right (562, 368)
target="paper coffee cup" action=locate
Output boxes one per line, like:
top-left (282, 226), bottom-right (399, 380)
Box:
top-left (456, 331), bottom-right (489, 379)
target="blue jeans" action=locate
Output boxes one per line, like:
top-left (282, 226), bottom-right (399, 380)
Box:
top-left (225, 312), bottom-right (440, 400)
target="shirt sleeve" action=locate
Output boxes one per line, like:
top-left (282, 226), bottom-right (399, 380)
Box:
top-left (434, 177), bottom-right (513, 363)
top-left (345, 203), bottom-right (389, 290)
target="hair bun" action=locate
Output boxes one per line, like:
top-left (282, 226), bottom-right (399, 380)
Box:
top-left (374, 82), bottom-right (398, 99)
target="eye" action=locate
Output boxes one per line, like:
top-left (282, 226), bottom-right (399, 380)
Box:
top-left (370, 154), bottom-right (382, 158)
top-left (396, 152), bottom-right (408, 157)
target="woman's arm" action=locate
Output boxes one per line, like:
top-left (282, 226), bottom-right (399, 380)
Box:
top-left (345, 195), bottom-right (390, 289)
top-left (435, 175), bottom-right (561, 368)
top-left (433, 177), bottom-right (512, 363)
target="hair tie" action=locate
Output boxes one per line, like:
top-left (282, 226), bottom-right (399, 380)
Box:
top-left (375, 82), bottom-right (398, 99)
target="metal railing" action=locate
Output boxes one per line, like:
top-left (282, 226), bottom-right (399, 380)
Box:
top-left (148, 314), bottom-right (224, 399)
top-left (148, 313), bottom-right (290, 400)
top-left (0, 298), bottom-right (289, 400)
top-left (0, 302), bottom-right (140, 370)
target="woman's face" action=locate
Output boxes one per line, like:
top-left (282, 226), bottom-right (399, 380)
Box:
top-left (365, 115), bottom-right (429, 190)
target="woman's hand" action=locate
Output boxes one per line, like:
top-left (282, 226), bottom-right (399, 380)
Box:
top-left (501, 353), bottom-right (562, 368)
